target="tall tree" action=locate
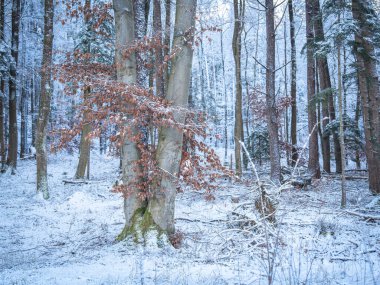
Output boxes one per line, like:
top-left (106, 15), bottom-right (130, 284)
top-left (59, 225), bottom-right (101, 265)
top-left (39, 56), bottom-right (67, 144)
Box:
top-left (306, 0), bottom-right (321, 179)
top-left (336, 21), bottom-right (346, 207)
top-left (149, 0), bottom-right (197, 235)
top-left (36, 0), bottom-right (54, 198)
top-left (312, 0), bottom-right (330, 173)
top-left (232, 0), bottom-right (244, 177)
top-left (113, 0), bottom-right (144, 239)
top-left (352, 0), bottom-right (380, 194)
top-left (265, 0), bottom-right (281, 182)
top-left (0, 0), bottom-right (5, 170)
top-left (116, 0), bottom-right (197, 241)
top-left (75, 0), bottom-right (92, 179)
top-left (7, 0), bottom-right (21, 173)
top-left (288, 0), bottom-right (298, 166)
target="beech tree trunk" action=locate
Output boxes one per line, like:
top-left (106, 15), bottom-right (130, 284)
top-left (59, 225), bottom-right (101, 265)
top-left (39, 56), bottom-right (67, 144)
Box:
top-left (164, 0), bottom-right (171, 89)
top-left (149, 0), bottom-right (197, 235)
top-left (352, 0), bottom-right (380, 194)
top-left (7, 0), bottom-right (20, 174)
top-left (306, 0), bottom-right (321, 179)
top-left (153, 0), bottom-right (164, 98)
top-left (113, 0), bottom-right (146, 240)
top-left (265, 0), bottom-right (281, 182)
top-left (288, 0), bottom-right (298, 166)
top-left (75, 87), bottom-right (91, 179)
top-left (75, 0), bottom-right (91, 180)
top-left (134, 0), bottom-right (149, 87)
top-left (232, 0), bottom-right (244, 177)
top-left (36, 0), bottom-right (54, 198)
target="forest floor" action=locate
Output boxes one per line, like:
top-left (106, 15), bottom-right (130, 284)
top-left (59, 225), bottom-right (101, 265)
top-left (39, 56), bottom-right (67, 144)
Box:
top-left (0, 152), bottom-right (379, 285)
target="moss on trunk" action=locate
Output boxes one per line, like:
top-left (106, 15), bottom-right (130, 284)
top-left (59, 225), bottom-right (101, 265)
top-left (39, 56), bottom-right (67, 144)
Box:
top-left (116, 207), bottom-right (166, 245)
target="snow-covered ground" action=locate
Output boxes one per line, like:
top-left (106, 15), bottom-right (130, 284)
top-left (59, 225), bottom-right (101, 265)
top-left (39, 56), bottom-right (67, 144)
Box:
top-left (1, 152), bottom-right (379, 285)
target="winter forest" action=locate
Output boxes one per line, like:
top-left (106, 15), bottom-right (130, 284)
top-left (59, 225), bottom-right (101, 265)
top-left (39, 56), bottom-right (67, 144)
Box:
top-left (1, 0), bottom-right (380, 284)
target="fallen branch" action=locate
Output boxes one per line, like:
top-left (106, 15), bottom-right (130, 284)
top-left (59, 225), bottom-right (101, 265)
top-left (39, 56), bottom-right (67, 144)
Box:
top-left (63, 179), bottom-right (89, 185)
top-left (344, 210), bottom-right (380, 220)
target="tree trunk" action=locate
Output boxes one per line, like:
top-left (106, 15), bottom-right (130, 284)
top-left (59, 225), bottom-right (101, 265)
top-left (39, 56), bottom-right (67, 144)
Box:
top-left (0, 0), bottom-right (5, 170)
top-left (352, 0), bottom-right (380, 194)
top-left (134, 0), bottom-right (149, 87)
top-left (313, 0), bottom-right (333, 173)
top-left (337, 34), bottom-right (346, 208)
top-left (265, 0), bottom-right (281, 182)
top-left (75, 87), bottom-right (91, 179)
top-left (354, 81), bottom-right (361, 169)
top-left (153, 0), bottom-right (164, 98)
top-left (148, 0), bottom-right (197, 236)
top-left (306, 0), bottom-right (321, 179)
top-left (113, 0), bottom-right (147, 240)
top-left (36, 0), bottom-right (54, 199)
top-left (7, 0), bottom-right (20, 174)
top-left (75, 0), bottom-right (92, 180)
top-left (164, 0), bottom-right (171, 90)
top-left (232, 0), bottom-right (244, 177)
top-left (220, 31), bottom-right (228, 163)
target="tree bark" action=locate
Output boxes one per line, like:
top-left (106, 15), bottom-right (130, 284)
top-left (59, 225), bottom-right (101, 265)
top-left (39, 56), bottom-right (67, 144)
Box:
top-left (288, 0), bottom-right (298, 166)
top-left (36, 0), bottom-right (54, 199)
top-left (337, 34), bottom-right (346, 208)
top-left (75, 0), bottom-right (92, 179)
top-left (232, 0), bottom-right (244, 177)
top-left (265, 0), bottom-right (281, 182)
top-left (149, 0), bottom-right (197, 235)
top-left (113, 0), bottom-right (146, 238)
top-left (352, 0), bottom-right (380, 194)
top-left (75, 87), bottom-right (91, 179)
top-left (0, 0), bottom-right (5, 170)
top-left (312, 0), bottom-right (330, 173)
top-left (7, 0), bottom-right (20, 174)
top-left (164, 0), bottom-right (171, 90)
top-left (134, 0), bottom-right (149, 87)
top-left (153, 0), bottom-right (164, 98)
top-left (306, 0), bottom-right (321, 179)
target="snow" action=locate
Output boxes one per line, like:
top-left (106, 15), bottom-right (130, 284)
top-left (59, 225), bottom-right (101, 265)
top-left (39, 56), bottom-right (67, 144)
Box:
top-left (1, 152), bottom-right (379, 284)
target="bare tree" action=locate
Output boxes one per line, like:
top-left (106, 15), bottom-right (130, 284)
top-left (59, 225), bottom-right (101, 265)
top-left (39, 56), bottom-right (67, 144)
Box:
top-left (36, 0), bottom-right (54, 198)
